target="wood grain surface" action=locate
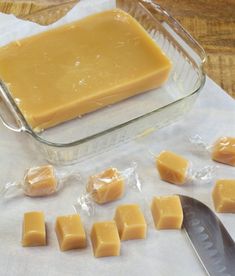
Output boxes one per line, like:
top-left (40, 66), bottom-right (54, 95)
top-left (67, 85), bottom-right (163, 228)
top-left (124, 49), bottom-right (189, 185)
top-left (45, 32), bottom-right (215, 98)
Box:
top-left (156, 0), bottom-right (235, 98)
top-left (0, 0), bottom-right (79, 25)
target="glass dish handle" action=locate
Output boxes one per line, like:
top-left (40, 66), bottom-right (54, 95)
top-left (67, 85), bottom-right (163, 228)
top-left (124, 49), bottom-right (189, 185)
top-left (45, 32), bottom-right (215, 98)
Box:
top-left (0, 113), bottom-right (23, 132)
top-left (0, 81), bottom-right (27, 133)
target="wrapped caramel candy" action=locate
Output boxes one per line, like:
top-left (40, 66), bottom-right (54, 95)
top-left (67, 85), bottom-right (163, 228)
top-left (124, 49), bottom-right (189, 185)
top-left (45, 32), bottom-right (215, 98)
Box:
top-left (74, 162), bottom-right (142, 217)
top-left (86, 168), bottom-right (125, 205)
top-left (155, 150), bottom-right (216, 185)
top-left (0, 164), bottom-right (80, 198)
top-left (189, 135), bottom-right (235, 167)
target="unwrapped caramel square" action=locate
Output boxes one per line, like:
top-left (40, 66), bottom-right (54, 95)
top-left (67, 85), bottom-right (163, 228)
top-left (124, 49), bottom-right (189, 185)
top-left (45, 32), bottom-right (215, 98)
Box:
top-left (22, 211), bottom-right (46, 247)
top-left (211, 137), bottom-right (235, 166)
top-left (90, 221), bottom-right (120, 258)
top-left (212, 179), bottom-right (235, 213)
top-left (55, 214), bottom-right (86, 251)
top-left (151, 195), bottom-right (183, 229)
top-left (114, 204), bottom-right (147, 240)
top-left (87, 168), bottom-right (125, 204)
top-left (156, 151), bottom-right (189, 185)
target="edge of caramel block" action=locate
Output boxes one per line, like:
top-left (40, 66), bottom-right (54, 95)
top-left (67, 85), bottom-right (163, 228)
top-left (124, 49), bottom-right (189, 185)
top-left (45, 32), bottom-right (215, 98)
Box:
top-left (151, 197), bottom-right (161, 229)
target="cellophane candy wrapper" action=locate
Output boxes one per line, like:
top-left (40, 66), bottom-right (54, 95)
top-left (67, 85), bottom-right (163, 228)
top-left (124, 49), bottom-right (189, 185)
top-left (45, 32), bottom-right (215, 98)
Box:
top-left (73, 162), bottom-right (149, 227)
top-left (188, 134), bottom-right (212, 154)
top-left (189, 135), bottom-right (235, 166)
top-left (155, 150), bottom-right (217, 186)
top-left (0, 164), bottom-right (81, 198)
top-left (186, 164), bottom-right (218, 185)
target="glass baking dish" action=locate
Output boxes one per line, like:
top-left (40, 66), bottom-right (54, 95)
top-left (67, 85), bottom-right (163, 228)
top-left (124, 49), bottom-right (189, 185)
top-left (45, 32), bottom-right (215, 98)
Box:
top-left (0, 0), bottom-right (206, 165)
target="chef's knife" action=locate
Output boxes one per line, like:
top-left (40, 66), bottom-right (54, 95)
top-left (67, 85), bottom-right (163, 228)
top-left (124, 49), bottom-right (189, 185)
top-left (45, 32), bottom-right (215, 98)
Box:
top-left (179, 195), bottom-right (235, 276)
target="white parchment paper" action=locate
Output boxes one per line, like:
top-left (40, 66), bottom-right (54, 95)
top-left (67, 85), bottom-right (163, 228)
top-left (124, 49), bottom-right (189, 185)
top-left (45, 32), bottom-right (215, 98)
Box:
top-left (0, 1), bottom-right (235, 274)
top-left (1, 76), bottom-right (235, 276)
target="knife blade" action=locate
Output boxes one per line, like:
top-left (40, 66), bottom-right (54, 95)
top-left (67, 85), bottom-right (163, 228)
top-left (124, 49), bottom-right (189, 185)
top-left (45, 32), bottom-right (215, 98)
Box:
top-left (179, 195), bottom-right (235, 276)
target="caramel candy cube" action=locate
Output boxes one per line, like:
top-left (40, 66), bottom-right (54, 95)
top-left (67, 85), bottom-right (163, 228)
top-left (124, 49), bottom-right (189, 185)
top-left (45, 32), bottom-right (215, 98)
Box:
top-left (0, 9), bottom-right (171, 131)
top-left (114, 204), bottom-right (147, 240)
top-left (90, 221), bottom-right (120, 258)
top-left (151, 195), bottom-right (183, 229)
top-left (55, 214), bottom-right (86, 251)
top-left (87, 168), bottom-right (125, 204)
top-left (22, 211), bottom-right (46, 246)
top-left (211, 137), bottom-right (235, 166)
top-left (156, 151), bottom-right (189, 185)
top-left (24, 165), bottom-right (57, 197)
top-left (212, 179), bottom-right (235, 213)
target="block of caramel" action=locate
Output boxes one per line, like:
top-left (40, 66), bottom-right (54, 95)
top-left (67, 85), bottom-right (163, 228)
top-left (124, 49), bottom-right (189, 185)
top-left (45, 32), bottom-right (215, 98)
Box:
top-left (212, 179), bottom-right (235, 213)
top-left (156, 151), bottom-right (189, 185)
top-left (0, 9), bottom-right (171, 130)
top-left (114, 204), bottom-right (147, 240)
top-left (23, 165), bottom-right (57, 197)
top-left (90, 221), bottom-right (120, 258)
top-left (211, 137), bottom-right (235, 166)
top-left (151, 195), bottom-right (183, 229)
top-left (55, 214), bottom-right (86, 251)
top-left (22, 211), bottom-right (46, 246)
top-left (87, 168), bottom-right (125, 204)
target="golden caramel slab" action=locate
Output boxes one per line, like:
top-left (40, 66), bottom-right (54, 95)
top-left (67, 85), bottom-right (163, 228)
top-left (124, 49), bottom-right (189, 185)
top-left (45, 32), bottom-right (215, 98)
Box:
top-left (0, 9), bottom-right (171, 131)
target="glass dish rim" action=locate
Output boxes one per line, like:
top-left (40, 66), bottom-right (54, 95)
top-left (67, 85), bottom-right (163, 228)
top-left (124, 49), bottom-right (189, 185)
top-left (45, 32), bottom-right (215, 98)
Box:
top-left (0, 0), bottom-right (207, 148)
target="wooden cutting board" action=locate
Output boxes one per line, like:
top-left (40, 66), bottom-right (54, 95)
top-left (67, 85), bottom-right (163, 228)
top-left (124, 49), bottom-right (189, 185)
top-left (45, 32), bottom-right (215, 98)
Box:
top-left (0, 0), bottom-right (79, 25)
